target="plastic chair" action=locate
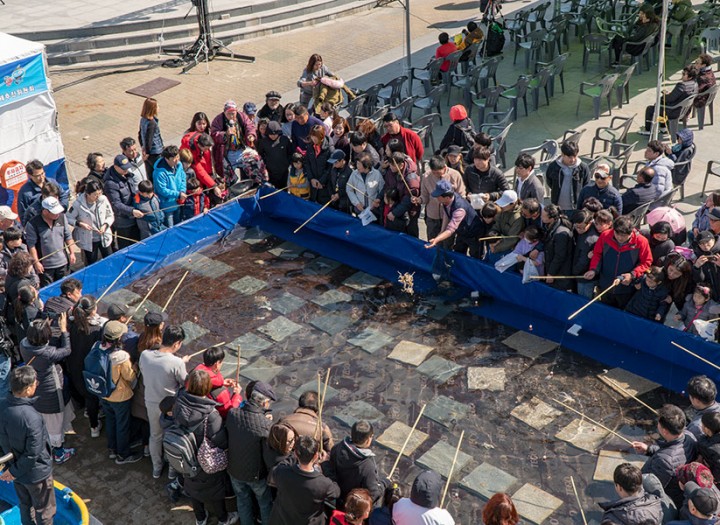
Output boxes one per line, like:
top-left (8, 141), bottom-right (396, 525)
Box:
top-left (620, 33), bottom-right (657, 75)
top-left (563, 128), bottom-right (586, 144)
top-left (613, 63), bottom-right (637, 108)
top-left (590, 114), bottom-right (635, 156)
top-left (505, 9), bottom-right (531, 47)
top-left (361, 83), bottom-right (385, 116)
top-left (500, 75), bottom-right (532, 120)
top-left (696, 84), bottom-right (719, 130)
top-left (701, 27), bottom-right (720, 53)
top-left (488, 122), bottom-right (514, 168)
top-left (528, 65), bottom-right (552, 110)
top-left (452, 64), bottom-right (484, 110)
top-left (390, 96), bottom-right (417, 126)
top-left (472, 85), bottom-right (504, 125)
top-left (649, 187), bottom-right (680, 211)
top-left (663, 95), bottom-right (697, 138)
top-left (459, 42), bottom-right (481, 74)
top-left (519, 140), bottom-right (560, 183)
top-left (702, 160), bottom-right (720, 197)
top-left (536, 52), bottom-right (569, 97)
top-left (514, 29), bottom-right (547, 71)
top-left (377, 75), bottom-right (407, 106)
top-left (440, 50), bottom-right (465, 97)
top-left (576, 73), bottom-right (619, 119)
top-left (477, 55), bottom-right (504, 90)
top-left (343, 94), bottom-right (367, 128)
top-left (582, 34), bottom-right (610, 71)
top-left (412, 85), bottom-right (444, 123)
top-left (672, 143), bottom-right (696, 199)
top-left (528, 2), bottom-right (551, 30)
top-left (409, 57), bottom-right (443, 97)
top-left (411, 113), bottom-right (442, 152)
top-left (541, 18), bottom-right (568, 59)
top-left (478, 107), bottom-right (514, 134)
top-left (627, 201), bottom-right (651, 228)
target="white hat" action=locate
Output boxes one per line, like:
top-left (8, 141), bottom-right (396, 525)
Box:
top-left (41, 196), bottom-right (64, 214)
top-left (0, 206), bottom-right (18, 221)
top-left (495, 190), bottom-right (518, 208)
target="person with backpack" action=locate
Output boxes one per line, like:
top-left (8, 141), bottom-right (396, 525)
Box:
top-left (170, 369), bottom-right (237, 525)
top-left (18, 317), bottom-right (75, 464)
top-left (85, 321), bottom-right (142, 465)
top-left (139, 324), bottom-right (189, 479)
top-left (437, 105), bottom-right (475, 155)
top-left (226, 380), bottom-right (276, 525)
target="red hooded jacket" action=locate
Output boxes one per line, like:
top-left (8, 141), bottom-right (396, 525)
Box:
top-left (193, 363), bottom-right (242, 419)
top-left (181, 131), bottom-right (215, 190)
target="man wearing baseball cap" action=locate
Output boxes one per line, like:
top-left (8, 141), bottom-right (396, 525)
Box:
top-left (17, 160), bottom-right (69, 227)
top-left (425, 179), bottom-right (483, 257)
top-left (257, 90), bottom-right (283, 122)
top-left (24, 196), bottom-right (76, 287)
top-left (0, 205), bottom-right (19, 235)
top-left (226, 380), bottom-right (277, 525)
top-left (328, 150), bottom-right (352, 214)
top-left (576, 163), bottom-right (623, 213)
top-left (708, 208), bottom-right (720, 237)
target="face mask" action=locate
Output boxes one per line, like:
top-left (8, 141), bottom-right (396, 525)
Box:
top-left (671, 143), bottom-right (682, 154)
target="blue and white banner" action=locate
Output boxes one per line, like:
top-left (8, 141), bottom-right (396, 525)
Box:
top-left (0, 52), bottom-right (48, 108)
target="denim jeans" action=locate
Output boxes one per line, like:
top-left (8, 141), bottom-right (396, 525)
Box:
top-left (230, 475), bottom-right (273, 525)
top-left (576, 281), bottom-right (596, 299)
top-left (101, 398), bottom-right (132, 458)
top-left (0, 354), bottom-right (10, 400)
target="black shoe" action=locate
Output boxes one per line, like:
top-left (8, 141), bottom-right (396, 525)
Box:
top-left (115, 452), bottom-right (143, 465)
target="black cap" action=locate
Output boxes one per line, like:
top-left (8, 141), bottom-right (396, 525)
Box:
top-left (697, 230), bottom-right (716, 243)
top-left (709, 208), bottom-right (720, 221)
top-left (445, 145), bottom-right (463, 155)
top-left (383, 112), bottom-right (399, 123)
top-left (691, 486), bottom-right (718, 516)
top-left (144, 311), bottom-right (168, 327)
top-left (107, 303), bottom-right (129, 320)
top-left (265, 91), bottom-right (282, 100)
top-left (410, 470), bottom-right (442, 508)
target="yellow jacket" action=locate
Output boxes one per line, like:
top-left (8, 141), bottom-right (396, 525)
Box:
top-left (104, 349), bottom-right (137, 403)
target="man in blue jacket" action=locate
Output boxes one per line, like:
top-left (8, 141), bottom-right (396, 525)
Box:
top-left (0, 366), bottom-right (56, 525)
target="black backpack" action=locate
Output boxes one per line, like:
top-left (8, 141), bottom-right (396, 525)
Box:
top-left (0, 315), bottom-right (16, 363)
top-left (485, 22), bottom-right (505, 56)
top-left (163, 418), bottom-right (205, 478)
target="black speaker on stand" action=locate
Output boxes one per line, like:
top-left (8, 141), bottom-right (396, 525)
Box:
top-left (165, 0), bottom-right (255, 73)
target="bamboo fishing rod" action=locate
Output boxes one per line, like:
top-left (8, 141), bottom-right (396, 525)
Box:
top-left (528, 275), bottom-right (587, 280)
top-left (599, 374), bottom-right (659, 415)
top-left (294, 200), bottom-right (334, 234)
top-left (316, 368), bottom-right (332, 456)
top-left (124, 277), bottom-right (161, 325)
top-left (186, 341), bottom-right (228, 359)
top-left (37, 243), bottom-right (73, 262)
top-left (570, 476), bottom-right (588, 525)
top-left (391, 158), bottom-right (414, 196)
top-left (440, 430), bottom-right (465, 508)
top-left (162, 270), bottom-right (189, 312)
top-left (671, 341), bottom-right (720, 372)
top-left (235, 346), bottom-right (242, 386)
top-left (549, 397), bottom-right (634, 445)
top-left (568, 279), bottom-right (620, 320)
top-left (477, 235), bottom-right (520, 242)
top-left (96, 262), bottom-right (135, 303)
top-left (259, 186), bottom-right (289, 199)
top-left (388, 404), bottom-right (427, 478)
top-left (346, 183), bottom-right (367, 197)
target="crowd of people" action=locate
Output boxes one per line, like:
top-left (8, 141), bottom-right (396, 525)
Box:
top-left (0, 40), bottom-right (717, 524)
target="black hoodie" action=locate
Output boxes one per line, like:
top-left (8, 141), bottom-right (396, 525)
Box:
top-left (692, 242), bottom-right (720, 301)
top-left (173, 389), bottom-right (228, 502)
top-left (324, 437), bottom-right (385, 506)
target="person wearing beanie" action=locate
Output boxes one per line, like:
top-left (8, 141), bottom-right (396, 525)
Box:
top-left (392, 470), bottom-right (455, 525)
top-left (438, 104), bottom-right (475, 153)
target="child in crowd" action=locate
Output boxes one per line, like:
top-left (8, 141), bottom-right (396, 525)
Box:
top-left (676, 284), bottom-right (718, 335)
top-left (256, 117), bottom-right (269, 140)
top-left (179, 148), bottom-right (196, 181)
top-left (181, 177), bottom-right (210, 222)
top-left (382, 188), bottom-right (408, 233)
top-left (134, 180), bottom-right (167, 239)
top-left (288, 152), bottom-right (310, 200)
top-left (625, 266), bottom-right (670, 321)
top-left (513, 225), bottom-right (544, 275)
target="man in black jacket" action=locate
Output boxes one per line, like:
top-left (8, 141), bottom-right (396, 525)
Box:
top-left (257, 121), bottom-right (293, 189)
top-left (324, 420), bottom-right (387, 507)
top-left (329, 151), bottom-right (352, 214)
top-left (546, 140), bottom-right (590, 214)
top-left (599, 463), bottom-right (663, 525)
top-left (642, 65), bottom-right (698, 133)
top-left (227, 381), bottom-right (276, 525)
top-left (0, 366), bottom-right (56, 525)
top-left (269, 435), bottom-right (340, 525)
top-left (104, 159), bottom-right (143, 249)
top-left (622, 167), bottom-right (657, 214)
top-left (464, 146), bottom-right (509, 202)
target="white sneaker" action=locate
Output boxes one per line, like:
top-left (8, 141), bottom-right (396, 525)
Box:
top-left (90, 421), bottom-right (102, 438)
top-left (219, 511), bottom-right (238, 525)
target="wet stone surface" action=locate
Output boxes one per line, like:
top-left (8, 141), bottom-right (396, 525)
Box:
top-left (73, 226), bottom-right (685, 525)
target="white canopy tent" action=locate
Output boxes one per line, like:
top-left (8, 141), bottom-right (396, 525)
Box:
top-left (0, 32), bottom-right (67, 214)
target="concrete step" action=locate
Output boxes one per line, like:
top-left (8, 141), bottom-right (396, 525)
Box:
top-left (23, 0), bottom-right (376, 66)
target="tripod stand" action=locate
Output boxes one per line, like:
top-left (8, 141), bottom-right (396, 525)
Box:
top-left (165, 0), bottom-right (254, 74)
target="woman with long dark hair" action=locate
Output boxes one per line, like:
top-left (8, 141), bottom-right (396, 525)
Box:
top-left (14, 285), bottom-right (41, 344)
top-left (305, 124), bottom-right (335, 204)
top-left (68, 295), bottom-right (107, 438)
top-left (139, 97), bottom-right (164, 181)
top-left (297, 53), bottom-right (333, 107)
top-left (662, 252), bottom-right (694, 314)
top-left (185, 112), bottom-right (211, 134)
